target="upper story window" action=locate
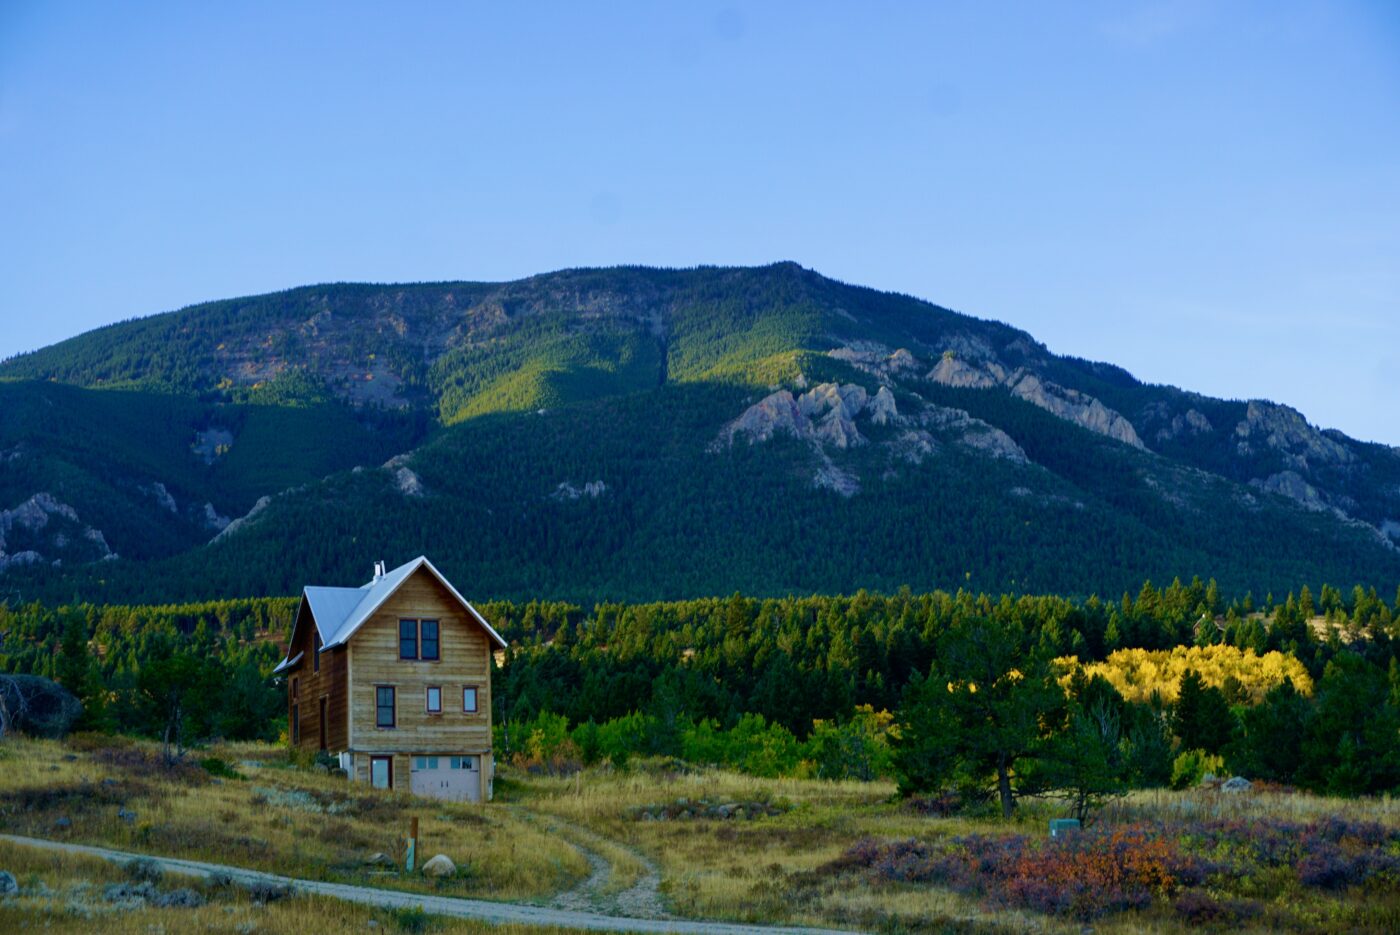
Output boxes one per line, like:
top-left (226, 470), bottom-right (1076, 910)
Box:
top-left (291, 677), bottom-right (299, 700)
top-left (462, 685), bottom-right (478, 713)
top-left (426, 686), bottom-right (442, 714)
top-left (313, 632), bottom-right (322, 672)
top-left (398, 619), bottom-right (441, 661)
top-left (376, 686), bottom-right (396, 728)
top-left (421, 621), bottom-right (440, 660)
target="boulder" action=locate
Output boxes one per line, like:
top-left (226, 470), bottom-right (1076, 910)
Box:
top-left (421, 854), bottom-right (456, 877)
top-left (117, 808), bottom-right (137, 823)
top-left (0, 870), bottom-right (17, 897)
top-left (1221, 776), bottom-right (1252, 793)
top-left (365, 852), bottom-right (395, 866)
top-left (53, 816), bottom-right (71, 831)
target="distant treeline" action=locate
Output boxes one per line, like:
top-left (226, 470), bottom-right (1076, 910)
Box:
top-left (2, 579), bottom-right (1398, 799)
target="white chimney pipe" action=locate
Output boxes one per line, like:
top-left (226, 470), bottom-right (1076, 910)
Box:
top-left (373, 560), bottom-right (385, 580)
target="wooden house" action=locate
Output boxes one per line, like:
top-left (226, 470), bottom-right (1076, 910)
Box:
top-left (273, 556), bottom-right (506, 801)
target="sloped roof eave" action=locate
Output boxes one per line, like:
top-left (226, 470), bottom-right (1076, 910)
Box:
top-left (272, 650), bottom-right (304, 675)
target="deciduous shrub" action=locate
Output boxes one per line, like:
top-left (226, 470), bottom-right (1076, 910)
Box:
top-left (832, 828), bottom-right (1213, 919)
top-left (1173, 890), bottom-right (1261, 926)
top-left (1170, 749), bottom-right (1224, 789)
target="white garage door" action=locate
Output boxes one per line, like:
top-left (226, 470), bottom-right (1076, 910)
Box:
top-left (409, 755), bottom-right (481, 802)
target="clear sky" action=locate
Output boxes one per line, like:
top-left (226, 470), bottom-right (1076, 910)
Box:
top-left (2, 1), bottom-right (1397, 443)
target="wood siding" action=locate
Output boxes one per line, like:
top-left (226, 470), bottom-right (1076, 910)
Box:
top-left (346, 568), bottom-right (494, 757)
top-left (286, 602), bottom-right (349, 752)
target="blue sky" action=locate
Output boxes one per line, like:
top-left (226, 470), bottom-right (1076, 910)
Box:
top-left (2, 1), bottom-right (1397, 442)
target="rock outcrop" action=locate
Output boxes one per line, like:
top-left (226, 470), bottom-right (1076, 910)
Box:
top-left (719, 390), bottom-right (806, 445)
top-left (928, 356), bottom-right (1144, 449)
top-left (552, 480), bottom-right (608, 501)
top-left (191, 426), bottom-right (234, 464)
top-left (827, 343), bottom-right (922, 380)
top-left (1006, 373), bottom-right (1144, 448)
top-left (811, 448), bottom-right (861, 496)
top-left (202, 502), bottom-right (231, 531)
top-left (718, 378), bottom-right (1029, 493)
top-left (720, 382), bottom-right (879, 450)
top-left (140, 482), bottom-right (178, 513)
top-left (868, 386), bottom-right (898, 425)
top-left (214, 495), bottom-right (272, 542)
top-left (798, 383), bottom-right (868, 449)
top-left (891, 430), bottom-right (939, 465)
top-left (1235, 401), bottom-right (1353, 469)
top-left (910, 403), bottom-right (1029, 463)
top-left (0, 493), bottom-right (116, 572)
top-left (1250, 471), bottom-right (1331, 513)
top-left (393, 466), bottom-right (426, 497)
top-left (1141, 402), bottom-right (1214, 443)
top-left (927, 354), bottom-right (1004, 389)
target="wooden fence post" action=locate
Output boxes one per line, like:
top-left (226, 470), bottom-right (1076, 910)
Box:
top-left (406, 816), bottom-right (418, 873)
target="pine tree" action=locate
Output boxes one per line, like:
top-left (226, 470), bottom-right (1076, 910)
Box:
top-left (1173, 668), bottom-right (1234, 754)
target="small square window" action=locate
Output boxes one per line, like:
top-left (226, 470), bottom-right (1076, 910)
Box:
top-left (414, 756), bottom-right (426, 770)
top-left (426, 686), bottom-right (442, 713)
top-left (427, 756), bottom-right (439, 769)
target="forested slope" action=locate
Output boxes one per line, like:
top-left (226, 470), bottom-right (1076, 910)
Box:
top-left (1, 263), bottom-right (1396, 602)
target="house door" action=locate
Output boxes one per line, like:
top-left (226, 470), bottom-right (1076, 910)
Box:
top-left (370, 756), bottom-right (393, 789)
top-left (318, 698), bottom-right (328, 750)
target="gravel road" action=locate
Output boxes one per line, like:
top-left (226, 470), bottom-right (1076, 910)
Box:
top-left (0, 833), bottom-right (857, 934)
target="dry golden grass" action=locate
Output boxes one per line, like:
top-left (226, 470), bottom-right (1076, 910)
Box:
top-left (0, 839), bottom-right (575, 934)
top-left (503, 761), bottom-right (1400, 932)
top-left (0, 736), bottom-right (585, 902)
top-left (5, 735), bottom-right (1398, 933)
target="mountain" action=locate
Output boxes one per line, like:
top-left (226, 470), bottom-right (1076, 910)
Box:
top-left (2, 262), bottom-right (1397, 604)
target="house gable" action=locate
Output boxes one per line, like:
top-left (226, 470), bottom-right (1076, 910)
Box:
top-left (345, 565), bottom-right (492, 754)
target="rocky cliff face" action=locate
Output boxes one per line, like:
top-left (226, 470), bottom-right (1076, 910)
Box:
top-left (1235, 401), bottom-right (1354, 469)
top-left (0, 493), bottom-right (116, 572)
top-left (716, 378), bottom-right (1026, 496)
top-left (928, 355), bottom-right (1144, 449)
top-left (1140, 402), bottom-right (1215, 443)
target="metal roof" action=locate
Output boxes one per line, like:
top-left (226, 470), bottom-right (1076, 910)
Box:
top-left (271, 650), bottom-right (303, 675)
top-left (274, 556), bottom-right (507, 672)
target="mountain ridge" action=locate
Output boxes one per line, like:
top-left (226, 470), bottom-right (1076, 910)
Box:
top-left (2, 263), bottom-right (1396, 604)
